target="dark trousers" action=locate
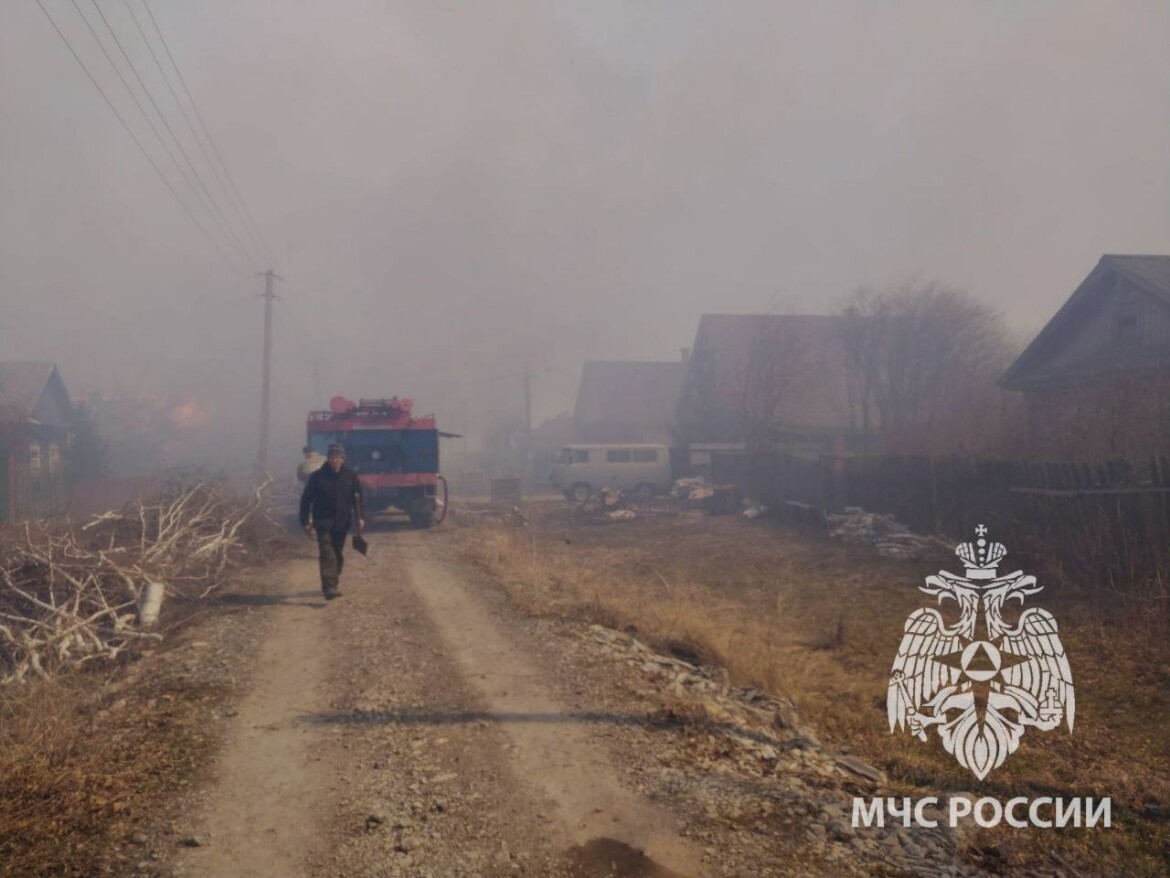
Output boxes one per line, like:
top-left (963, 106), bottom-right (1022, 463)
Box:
top-left (316, 529), bottom-right (347, 592)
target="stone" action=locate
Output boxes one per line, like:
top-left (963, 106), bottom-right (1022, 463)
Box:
top-left (780, 735), bottom-right (817, 751)
top-left (834, 755), bottom-right (884, 783)
top-left (827, 819), bottom-right (854, 841)
top-left (395, 834), bottom-right (416, 853)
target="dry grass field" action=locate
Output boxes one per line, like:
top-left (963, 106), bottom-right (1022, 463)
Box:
top-left (0, 668), bottom-right (226, 876)
top-left (451, 502), bottom-right (1170, 877)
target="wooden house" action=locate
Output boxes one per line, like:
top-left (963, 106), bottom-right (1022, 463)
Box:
top-left (0, 362), bottom-right (74, 521)
top-left (999, 255), bottom-right (1170, 457)
top-left (674, 314), bottom-right (871, 456)
top-left (572, 358), bottom-right (686, 444)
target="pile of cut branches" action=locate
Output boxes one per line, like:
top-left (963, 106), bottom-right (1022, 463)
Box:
top-left (0, 477), bottom-right (273, 686)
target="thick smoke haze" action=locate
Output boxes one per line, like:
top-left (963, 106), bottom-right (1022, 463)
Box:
top-left (2, 1), bottom-right (1168, 471)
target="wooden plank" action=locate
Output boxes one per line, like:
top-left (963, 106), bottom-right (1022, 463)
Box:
top-left (1010, 486), bottom-right (1170, 497)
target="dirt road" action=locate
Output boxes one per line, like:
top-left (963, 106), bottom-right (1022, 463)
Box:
top-left (163, 524), bottom-right (969, 878)
top-left (170, 529), bottom-right (706, 878)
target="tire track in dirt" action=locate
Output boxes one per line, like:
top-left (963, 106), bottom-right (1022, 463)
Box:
top-left (404, 535), bottom-right (706, 877)
top-left (173, 562), bottom-right (335, 878)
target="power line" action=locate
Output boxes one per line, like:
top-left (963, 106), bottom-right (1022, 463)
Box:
top-left (142, 0), bottom-right (279, 270)
top-left (120, 0), bottom-right (269, 268)
top-left (87, 0), bottom-right (262, 270)
top-left (31, 0), bottom-right (251, 280)
top-left (65, 0), bottom-right (257, 270)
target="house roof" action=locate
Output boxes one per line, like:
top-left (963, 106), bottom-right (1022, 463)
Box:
top-left (684, 313), bottom-right (858, 430)
top-left (1108, 254), bottom-right (1170, 301)
top-left (573, 360), bottom-right (685, 433)
top-left (1001, 254), bottom-right (1170, 390)
top-left (0, 362), bottom-right (72, 426)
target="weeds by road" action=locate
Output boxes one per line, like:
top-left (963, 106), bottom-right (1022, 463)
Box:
top-left (451, 501), bottom-right (1170, 877)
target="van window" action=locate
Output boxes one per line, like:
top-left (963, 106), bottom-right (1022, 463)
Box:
top-left (606, 449), bottom-right (632, 463)
top-left (571, 449), bottom-right (589, 463)
top-left (632, 449), bottom-right (658, 462)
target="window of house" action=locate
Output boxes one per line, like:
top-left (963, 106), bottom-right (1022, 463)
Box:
top-left (632, 449), bottom-right (658, 462)
top-left (606, 449), bottom-right (632, 463)
top-left (28, 443), bottom-right (41, 476)
top-left (48, 444), bottom-right (61, 475)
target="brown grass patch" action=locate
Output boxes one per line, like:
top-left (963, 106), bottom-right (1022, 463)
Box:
top-left (450, 504), bottom-right (1170, 877)
top-left (0, 652), bottom-right (228, 875)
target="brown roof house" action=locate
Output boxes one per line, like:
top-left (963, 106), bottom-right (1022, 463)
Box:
top-left (1000, 255), bottom-right (1170, 457)
top-left (573, 358), bottom-right (686, 444)
top-left (675, 314), bottom-right (873, 456)
top-left (0, 362), bottom-right (74, 521)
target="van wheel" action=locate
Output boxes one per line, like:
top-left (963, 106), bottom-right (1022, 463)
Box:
top-left (570, 483), bottom-right (592, 503)
top-left (633, 483), bottom-right (655, 502)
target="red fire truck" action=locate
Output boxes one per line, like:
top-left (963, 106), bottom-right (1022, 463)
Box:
top-left (301, 396), bottom-right (452, 528)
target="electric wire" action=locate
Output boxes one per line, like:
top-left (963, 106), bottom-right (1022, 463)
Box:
top-left (122, 0), bottom-right (269, 269)
top-left (66, 0), bottom-right (257, 270)
top-left (119, 0), bottom-right (270, 269)
top-left (31, 0), bottom-right (251, 280)
top-left (87, 0), bottom-right (262, 270)
top-left (141, 0), bottom-right (279, 270)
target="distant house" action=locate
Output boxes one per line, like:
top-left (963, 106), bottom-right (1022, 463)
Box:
top-left (1000, 255), bottom-right (1170, 457)
top-left (528, 411), bottom-right (577, 485)
top-left (572, 358), bottom-right (686, 444)
top-left (0, 362), bottom-right (74, 521)
top-left (675, 314), bottom-right (871, 456)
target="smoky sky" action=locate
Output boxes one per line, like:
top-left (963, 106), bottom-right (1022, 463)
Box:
top-left (2, 1), bottom-right (1168, 468)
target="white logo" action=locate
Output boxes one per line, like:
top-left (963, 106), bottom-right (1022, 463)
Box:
top-left (888, 525), bottom-right (1074, 779)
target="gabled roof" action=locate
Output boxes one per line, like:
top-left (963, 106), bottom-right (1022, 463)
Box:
top-left (1000, 255), bottom-right (1170, 390)
top-left (684, 313), bottom-right (858, 430)
top-left (1108, 254), bottom-right (1170, 301)
top-left (573, 360), bottom-right (685, 432)
top-left (0, 362), bottom-right (72, 426)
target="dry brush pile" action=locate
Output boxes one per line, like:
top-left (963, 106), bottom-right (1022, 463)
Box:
top-left (0, 477), bottom-right (276, 686)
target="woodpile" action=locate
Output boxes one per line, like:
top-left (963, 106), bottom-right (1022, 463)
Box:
top-left (574, 488), bottom-right (629, 521)
top-left (0, 477), bottom-right (273, 686)
top-left (826, 506), bottom-right (948, 560)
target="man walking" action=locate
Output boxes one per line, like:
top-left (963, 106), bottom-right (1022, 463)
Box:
top-left (299, 443), bottom-right (365, 599)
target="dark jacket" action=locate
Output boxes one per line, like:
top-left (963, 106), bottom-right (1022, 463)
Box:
top-left (299, 463), bottom-right (364, 533)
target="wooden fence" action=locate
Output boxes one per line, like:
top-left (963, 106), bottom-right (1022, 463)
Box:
top-left (713, 450), bottom-right (1170, 601)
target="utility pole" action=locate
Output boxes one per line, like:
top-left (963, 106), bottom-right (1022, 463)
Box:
top-left (522, 365), bottom-right (533, 484)
top-left (311, 355), bottom-right (322, 408)
top-left (257, 269), bottom-right (282, 477)
top-left (522, 365), bottom-right (533, 441)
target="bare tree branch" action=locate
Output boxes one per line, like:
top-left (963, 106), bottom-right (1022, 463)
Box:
top-left (0, 477), bottom-right (273, 686)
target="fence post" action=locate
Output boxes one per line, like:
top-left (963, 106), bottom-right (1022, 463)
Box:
top-left (929, 455), bottom-right (939, 533)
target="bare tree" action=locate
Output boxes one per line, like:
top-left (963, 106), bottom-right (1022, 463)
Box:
top-left (840, 282), bottom-right (1017, 454)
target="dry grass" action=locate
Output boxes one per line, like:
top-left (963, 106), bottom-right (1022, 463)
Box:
top-left (451, 503), bottom-right (1170, 877)
top-left (0, 482), bottom-right (284, 876)
top-left (0, 663), bottom-right (226, 876)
